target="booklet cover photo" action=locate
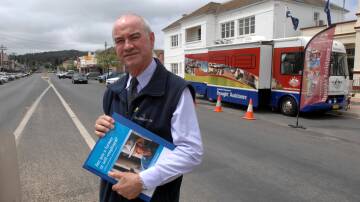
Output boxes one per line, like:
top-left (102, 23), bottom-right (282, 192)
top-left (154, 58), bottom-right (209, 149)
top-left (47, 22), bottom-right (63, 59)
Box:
top-left (83, 113), bottom-right (175, 202)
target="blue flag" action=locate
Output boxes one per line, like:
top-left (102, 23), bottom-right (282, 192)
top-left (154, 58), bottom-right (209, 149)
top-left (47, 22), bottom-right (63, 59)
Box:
top-left (324, 0), bottom-right (332, 26)
top-left (286, 10), bottom-right (299, 30)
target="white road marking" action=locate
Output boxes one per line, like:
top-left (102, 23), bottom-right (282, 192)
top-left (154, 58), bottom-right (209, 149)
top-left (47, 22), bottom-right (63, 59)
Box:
top-left (14, 77), bottom-right (96, 150)
top-left (48, 80), bottom-right (95, 149)
top-left (13, 85), bottom-right (51, 145)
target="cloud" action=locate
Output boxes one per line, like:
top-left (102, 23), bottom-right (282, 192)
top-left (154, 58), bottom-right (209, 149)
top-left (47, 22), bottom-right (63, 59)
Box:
top-left (0, 0), bottom-right (357, 54)
top-left (1, 0), bottom-right (229, 54)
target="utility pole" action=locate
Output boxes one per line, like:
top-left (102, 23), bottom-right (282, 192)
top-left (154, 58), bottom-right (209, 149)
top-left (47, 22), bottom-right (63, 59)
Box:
top-left (105, 41), bottom-right (109, 77)
top-left (0, 45), bottom-right (7, 72)
top-left (341, 0), bottom-right (346, 20)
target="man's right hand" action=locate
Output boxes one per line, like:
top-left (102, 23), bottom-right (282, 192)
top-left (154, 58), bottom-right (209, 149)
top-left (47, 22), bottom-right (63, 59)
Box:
top-left (94, 114), bottom-right (115, 138)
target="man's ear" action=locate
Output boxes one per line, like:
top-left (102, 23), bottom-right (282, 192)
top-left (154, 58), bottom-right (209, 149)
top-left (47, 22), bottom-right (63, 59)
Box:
top-left (149, 32), bottom-right (155, 49)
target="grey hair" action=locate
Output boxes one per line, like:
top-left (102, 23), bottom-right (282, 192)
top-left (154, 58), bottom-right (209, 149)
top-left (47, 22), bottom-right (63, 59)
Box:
top-left (112, 13), bottom-right (153, 37)
top-left (138, 15), bottom-right (153, 33)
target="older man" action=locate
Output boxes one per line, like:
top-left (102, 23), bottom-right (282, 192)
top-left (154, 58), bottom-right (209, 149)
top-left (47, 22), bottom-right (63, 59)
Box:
top-left (94, 14), bottom-right (203, 202)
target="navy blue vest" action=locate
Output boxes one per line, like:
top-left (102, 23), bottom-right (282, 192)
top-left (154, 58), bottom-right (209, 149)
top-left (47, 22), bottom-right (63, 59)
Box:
top-left (100, 59), bottom-right (195, 202)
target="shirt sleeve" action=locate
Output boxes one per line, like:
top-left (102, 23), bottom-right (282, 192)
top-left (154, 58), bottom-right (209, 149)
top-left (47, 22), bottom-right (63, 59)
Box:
top-left (139, 87), bottom-right (204, 189)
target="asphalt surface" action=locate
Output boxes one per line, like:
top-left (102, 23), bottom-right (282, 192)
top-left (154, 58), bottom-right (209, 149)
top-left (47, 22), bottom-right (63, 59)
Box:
top-left (1, 73), bottom-right (360, 202)
top-left (182, 99), bottom-right (360, 201)
top-left (50, 75), bottom-right (105, 140)
top-left (17, 88), bottom-right (98, 201)
top-left (0, 74), bottom-right (48, 202)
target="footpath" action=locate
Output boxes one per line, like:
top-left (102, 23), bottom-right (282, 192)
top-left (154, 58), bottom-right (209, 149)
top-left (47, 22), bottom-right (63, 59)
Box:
top-left (343, 94), bottom-right (360, 118)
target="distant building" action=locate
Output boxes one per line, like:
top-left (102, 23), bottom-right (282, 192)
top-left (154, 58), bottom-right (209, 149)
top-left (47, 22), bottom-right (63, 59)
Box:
top-left (163, 0), bottom-right (347, 77)
top-left (76, 52), bottom-right (98, 73)
top-left (153, 49), bottom-right (164, 64)
top-left (0, 53), bottom-right (18, 72)
top-left (62, 59), bottom-right (75, 71)
top-left (0, 53), bottom-right (9, 71)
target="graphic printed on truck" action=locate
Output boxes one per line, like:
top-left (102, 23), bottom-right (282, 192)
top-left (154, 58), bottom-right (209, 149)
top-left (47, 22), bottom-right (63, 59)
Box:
top-left (184, 38), bottom-right (349, 115)
top-left (185, 48), bottom-right (259, 90)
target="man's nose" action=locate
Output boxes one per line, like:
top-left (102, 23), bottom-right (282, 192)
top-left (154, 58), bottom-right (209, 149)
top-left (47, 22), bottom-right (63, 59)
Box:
top-left (124, 39), bottom-right (134, 50)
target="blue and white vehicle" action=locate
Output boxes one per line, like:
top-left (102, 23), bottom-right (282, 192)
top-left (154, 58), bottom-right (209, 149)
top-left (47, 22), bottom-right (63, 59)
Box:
top-left (184, 36), bottom-right (350, 116)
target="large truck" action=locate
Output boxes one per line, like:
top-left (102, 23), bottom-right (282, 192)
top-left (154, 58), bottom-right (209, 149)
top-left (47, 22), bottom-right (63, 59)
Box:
top-left (184, 37), bottom-right (350, 116)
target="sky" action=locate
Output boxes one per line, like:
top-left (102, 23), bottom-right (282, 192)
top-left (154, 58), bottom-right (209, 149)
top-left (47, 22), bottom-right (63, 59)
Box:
top-left (0, 0), bottom-right (357, 55)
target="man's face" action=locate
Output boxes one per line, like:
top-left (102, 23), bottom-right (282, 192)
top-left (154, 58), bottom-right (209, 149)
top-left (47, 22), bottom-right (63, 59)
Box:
top-left (113, 16), bottom-right (154, 74)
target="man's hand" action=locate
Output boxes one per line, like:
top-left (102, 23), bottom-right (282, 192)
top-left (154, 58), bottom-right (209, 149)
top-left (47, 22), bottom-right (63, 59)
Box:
top-left (94, 114), bottom-right (114, 138)
top-left (109, 171), bottom-right (143, 200)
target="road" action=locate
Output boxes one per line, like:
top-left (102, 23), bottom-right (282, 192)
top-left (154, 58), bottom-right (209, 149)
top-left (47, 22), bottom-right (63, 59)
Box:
top-left (0, 74), bottom-right (49, 202)
top-left (186, 99), bottom-right (360, 201)
top-left (1, 73), bottom-right (360, 201)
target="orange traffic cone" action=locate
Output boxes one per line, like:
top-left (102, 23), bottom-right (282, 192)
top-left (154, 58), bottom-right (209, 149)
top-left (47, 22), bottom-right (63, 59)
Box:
top-left (214, 95), bottom-right (223, 112)
top-left (243, 98), bottom-right (256, 120)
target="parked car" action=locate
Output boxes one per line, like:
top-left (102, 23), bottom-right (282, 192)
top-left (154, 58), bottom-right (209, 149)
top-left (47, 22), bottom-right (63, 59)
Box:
top-left (56, 71), bottom-right (63, 77)
top-left (1, 75), bottom-right (9, 82)
top-left (86, 72), bottom-right (101, 80)
top-left (65, 71), bottom-right (75, 79)
top-left (7, 74), bottom-right (15, 81)
top-left (0, 77), bottom-right (4, 85)
top-left (106, 72), bottom-right (125, 86)
top-left (58, 72), bottom-right (68, 79)
top-left (72, 73), bottom-right (88, 84)
top-left (98, 72), bottom-right (113, 83)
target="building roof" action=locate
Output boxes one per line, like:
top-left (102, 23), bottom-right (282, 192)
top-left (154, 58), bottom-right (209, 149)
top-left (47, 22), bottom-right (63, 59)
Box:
top-left (163, 2), bottom-right (221, 31)
top-left (163, 0), bottom-right (349, 31)
top-left (216, 0), bottom-right (264, 14)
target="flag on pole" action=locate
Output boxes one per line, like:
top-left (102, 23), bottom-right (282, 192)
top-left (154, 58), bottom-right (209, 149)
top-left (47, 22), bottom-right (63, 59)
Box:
top-left (286, 9), bottom-right (299, 30)
top-left (300, 26), bottom-right (336, 111)
top-left (324, 0), bottom-right (332, 26)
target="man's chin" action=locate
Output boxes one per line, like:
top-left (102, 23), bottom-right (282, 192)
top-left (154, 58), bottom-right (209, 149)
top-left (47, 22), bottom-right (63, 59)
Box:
top-left (124, 57), bottom-right (139, 65)
top-left (124, 61), bottom-right (136, 68)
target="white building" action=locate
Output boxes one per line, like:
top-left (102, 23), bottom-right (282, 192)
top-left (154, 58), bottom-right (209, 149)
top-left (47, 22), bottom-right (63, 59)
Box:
top-left (0, 53), bottom-right (10, 71)
top-left (163, 0), bottom-right (347, 77)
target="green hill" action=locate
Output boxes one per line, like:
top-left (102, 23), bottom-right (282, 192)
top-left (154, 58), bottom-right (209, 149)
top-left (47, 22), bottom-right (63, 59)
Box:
top-left (11, 50), bottom-right (87, 68)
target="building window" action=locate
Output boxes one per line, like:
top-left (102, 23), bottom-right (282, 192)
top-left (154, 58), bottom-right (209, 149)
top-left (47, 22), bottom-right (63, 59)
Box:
top-left (221, 21), bottom-right (235, 38)
top-left (239, 16), bottom-right (255, 36)
top-left (171, 63), bottom-right (179, 75)
top-left (186, 26), bottom-right (201, 42)
top-left (280, 52), bottom-right (303, 75)
top-left (171, 35), bottom-right (178, 47)
top-left (314, 12), bottom-right (319, 21)
top-left (314, 12), bottom-right (321, 26)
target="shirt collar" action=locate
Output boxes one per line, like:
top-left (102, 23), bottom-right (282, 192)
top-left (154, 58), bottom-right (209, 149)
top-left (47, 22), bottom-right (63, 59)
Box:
top-left (126, 58), bottom-right (157, 92)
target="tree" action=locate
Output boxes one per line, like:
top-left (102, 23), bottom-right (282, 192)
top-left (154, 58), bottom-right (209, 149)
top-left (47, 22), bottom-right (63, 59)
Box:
top-left (44, 63), bottom-right (51, 69)
top-left (96, 47), bottom-right (122, 72)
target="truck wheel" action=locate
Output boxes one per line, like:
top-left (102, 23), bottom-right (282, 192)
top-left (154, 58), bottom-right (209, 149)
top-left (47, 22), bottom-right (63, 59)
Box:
top-left (280, 96), bottom-right (298, 116)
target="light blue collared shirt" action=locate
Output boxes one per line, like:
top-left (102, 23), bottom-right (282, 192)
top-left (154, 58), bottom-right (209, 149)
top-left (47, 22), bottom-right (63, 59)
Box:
top-left (126, 58), bottom-right (203, 189)
top-left (126, 59), bottom-right (157, 93)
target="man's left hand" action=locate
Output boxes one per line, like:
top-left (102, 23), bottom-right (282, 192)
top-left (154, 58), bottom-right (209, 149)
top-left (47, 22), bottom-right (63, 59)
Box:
top-left (109, 171), bottom-right (143, 200)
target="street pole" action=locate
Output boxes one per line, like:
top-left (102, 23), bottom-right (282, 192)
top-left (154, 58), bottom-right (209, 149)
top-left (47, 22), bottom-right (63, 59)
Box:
top-left (105, 41), bottom-right (109, 78)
